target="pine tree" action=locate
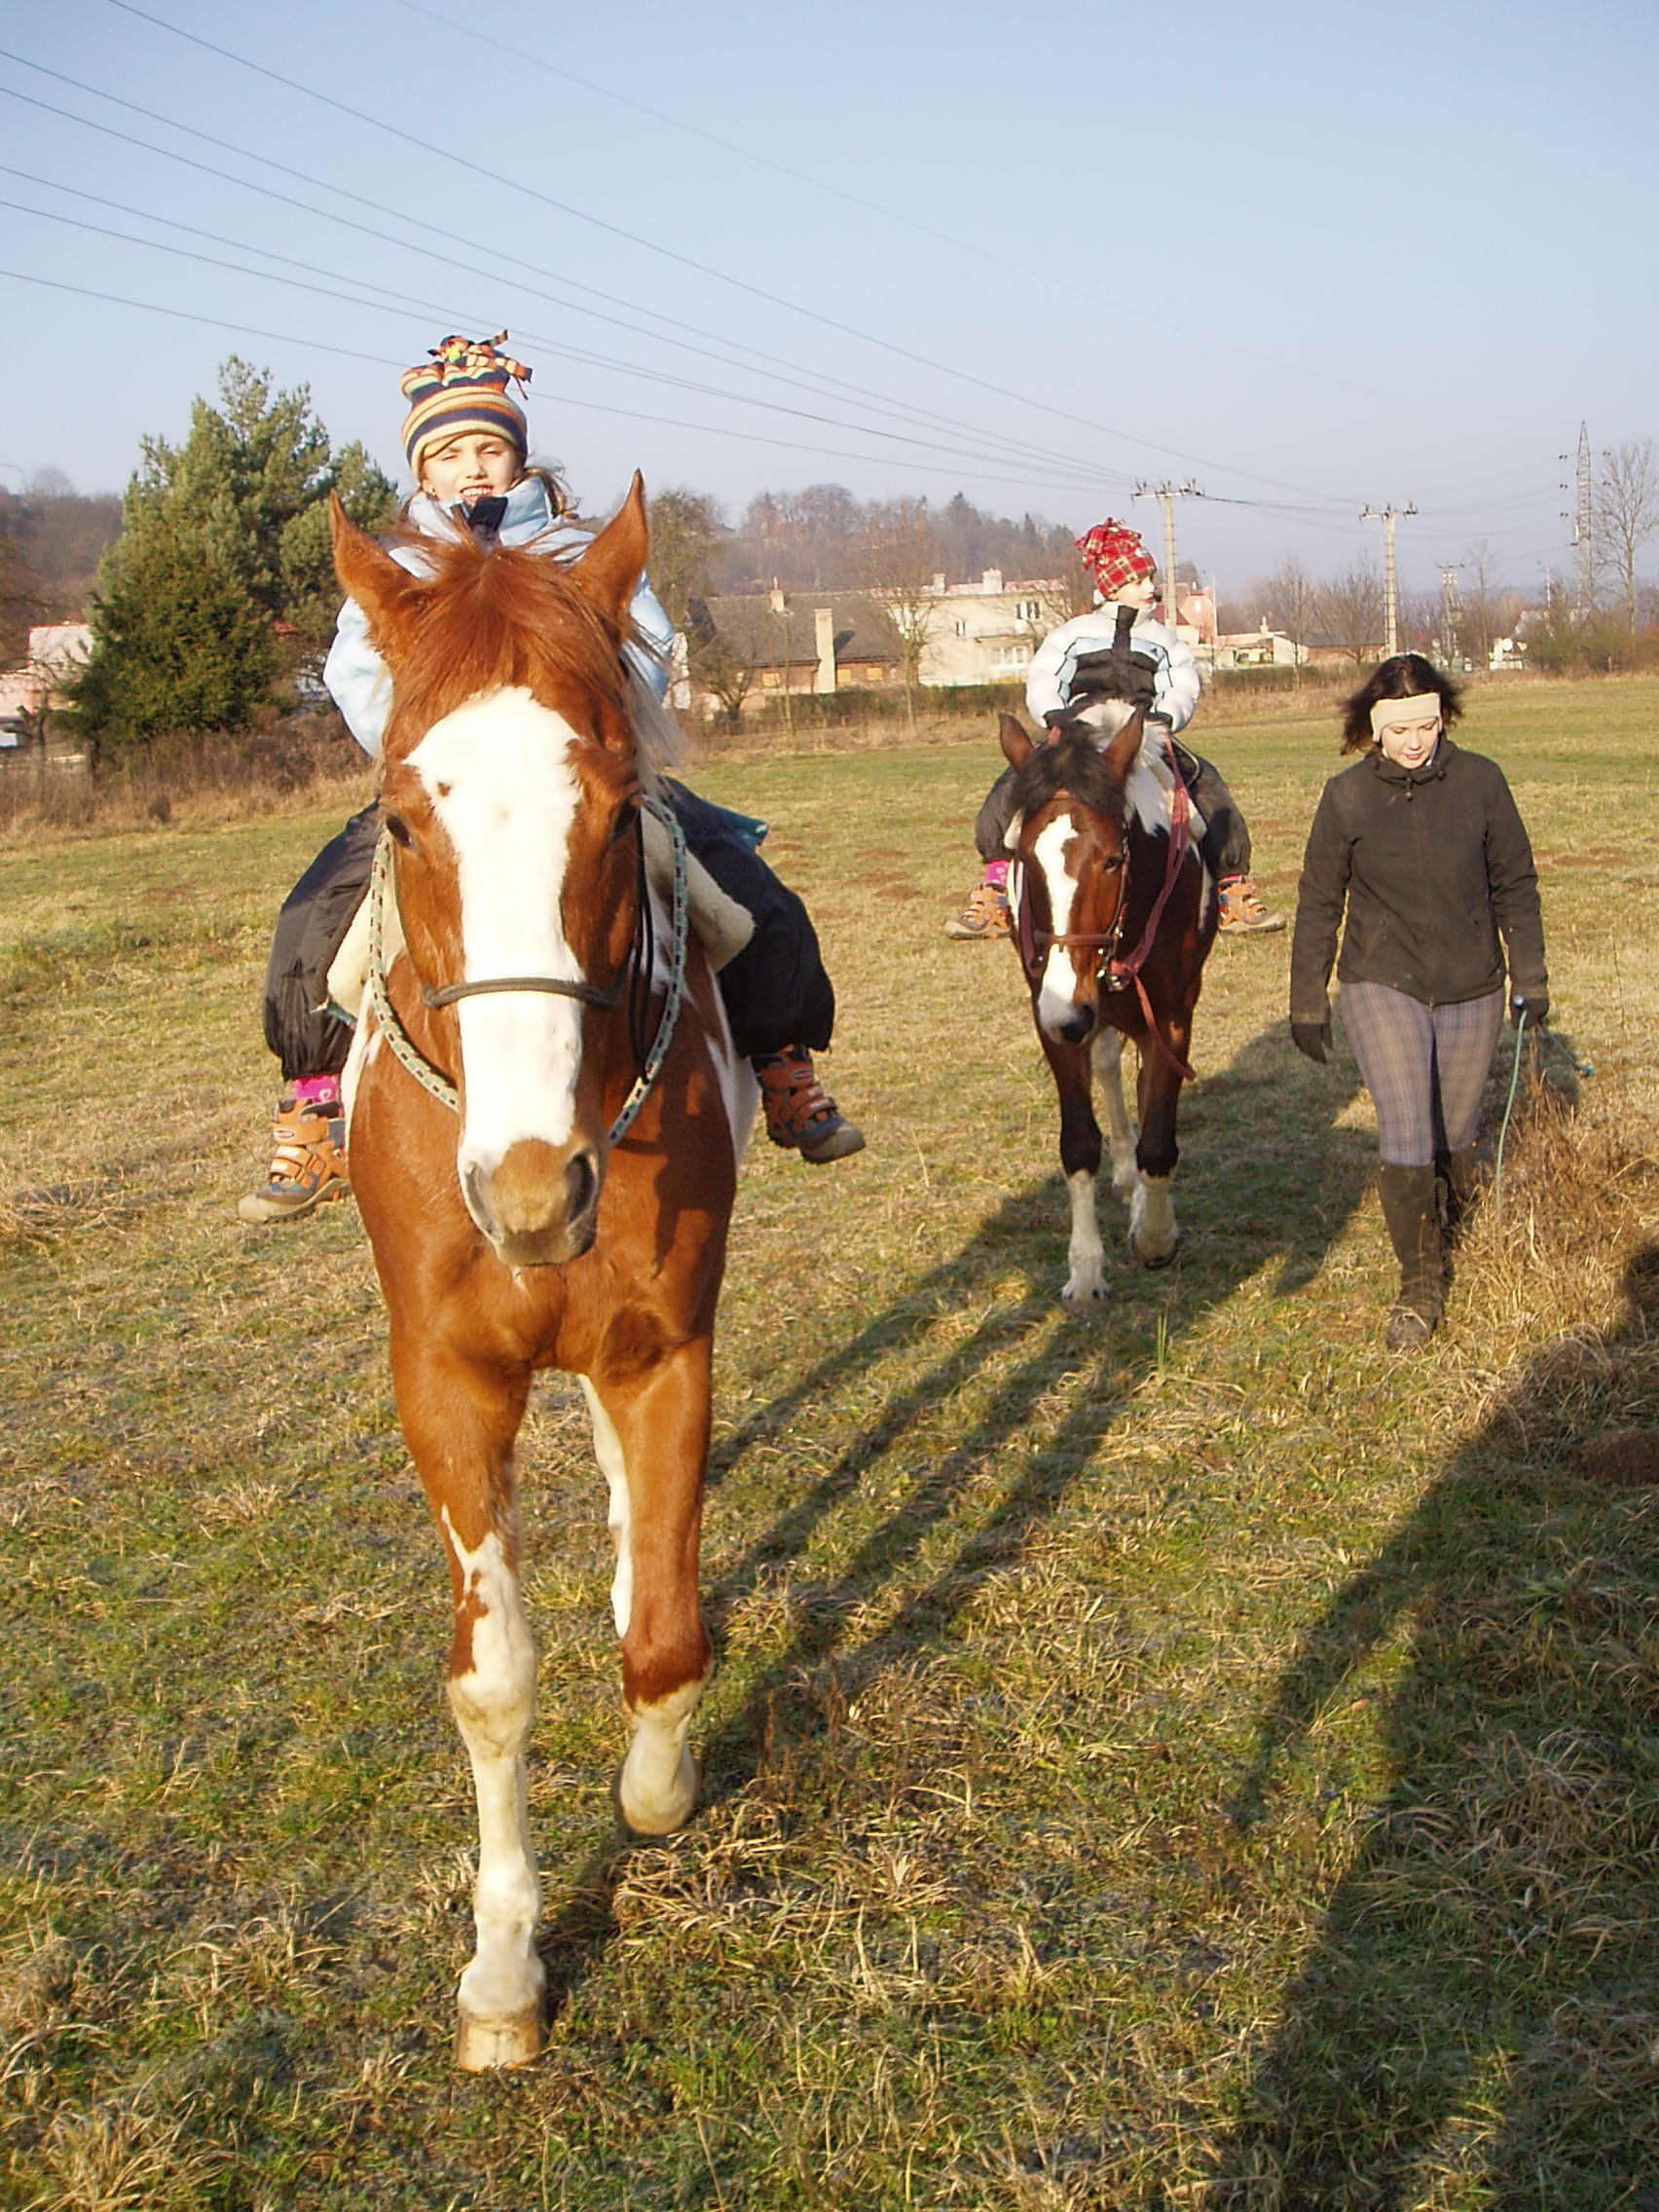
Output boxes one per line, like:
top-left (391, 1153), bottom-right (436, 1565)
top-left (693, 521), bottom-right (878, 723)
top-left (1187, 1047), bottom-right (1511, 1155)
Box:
top-left (66, 358), bottom-right (395, 757)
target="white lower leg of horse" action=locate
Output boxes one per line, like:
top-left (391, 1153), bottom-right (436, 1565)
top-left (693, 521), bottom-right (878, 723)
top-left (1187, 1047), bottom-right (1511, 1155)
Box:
top-left (578, 1378), bottom-right (632, 1636)
top-left (1130, 1171), bottom-right (1179, 1264)
top-left (1092, 1031), bottom-right (1139, 1199)
top-left (440, 1511), bottom-right (543, 2037)
top-left (1063, 1167), bottom-right (1108, 1304)
top-left (620, 1676), bottom-right (705, 1836)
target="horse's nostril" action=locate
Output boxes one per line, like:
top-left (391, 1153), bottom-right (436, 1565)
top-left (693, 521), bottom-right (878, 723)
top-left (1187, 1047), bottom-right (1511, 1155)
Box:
top-left (1060, 1009), bottom-right (1095, 1045)
top-left (566, 1150), bottom-right (598, 1221)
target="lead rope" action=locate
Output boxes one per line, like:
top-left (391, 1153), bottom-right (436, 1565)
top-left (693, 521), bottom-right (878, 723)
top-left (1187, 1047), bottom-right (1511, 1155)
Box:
top-left (365, 795), bottom-right (690, 1146)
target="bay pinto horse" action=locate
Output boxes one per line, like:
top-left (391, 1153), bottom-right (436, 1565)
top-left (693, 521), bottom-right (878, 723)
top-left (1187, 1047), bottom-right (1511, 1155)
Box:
top-left (1002, 708), bottom-right (1217, 1302)
top-left (327, 482), bottom-right (757, 2071)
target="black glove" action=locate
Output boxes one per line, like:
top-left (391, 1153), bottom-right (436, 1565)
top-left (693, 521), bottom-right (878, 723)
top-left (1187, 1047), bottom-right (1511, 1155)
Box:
top-left (1510, 993), bottom-right (1548, 1029)
top-left (1291, 1017), bottom-right (1330, 1065)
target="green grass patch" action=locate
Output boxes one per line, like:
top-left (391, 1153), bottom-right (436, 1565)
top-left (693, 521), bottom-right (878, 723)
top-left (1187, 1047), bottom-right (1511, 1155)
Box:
top-left (3, 680), bottom-right (1658, 2209)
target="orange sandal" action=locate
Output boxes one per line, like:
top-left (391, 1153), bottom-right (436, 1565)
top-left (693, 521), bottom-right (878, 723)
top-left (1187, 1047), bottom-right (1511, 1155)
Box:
top-left (754, 1046), bottom-right (866, 1163)
top-left (238, 1098), bottom-right (351, 1224)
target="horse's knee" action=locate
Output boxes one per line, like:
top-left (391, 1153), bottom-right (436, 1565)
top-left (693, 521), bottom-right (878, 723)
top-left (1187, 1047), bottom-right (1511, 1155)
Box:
top-left (1059, 1115), bottom-right (1103, 1181)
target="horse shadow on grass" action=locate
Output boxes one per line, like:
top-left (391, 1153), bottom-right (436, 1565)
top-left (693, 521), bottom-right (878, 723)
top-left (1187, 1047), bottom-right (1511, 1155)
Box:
top-left (1206, 1245), bottom-right (1659, 2211)
top-left (535, 1015), bottom-right (1375, 2009)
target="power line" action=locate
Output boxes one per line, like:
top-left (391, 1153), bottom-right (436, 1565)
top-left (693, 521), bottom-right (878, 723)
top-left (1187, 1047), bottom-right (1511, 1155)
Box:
top-left (87, 0), bottom-right (1369, 505)
top-left (0, 190), bottom-right (1140, 494)
top-left (0, 266), bottom-right (1155, 498)
top-left (0, 64), bottom-right (1141, 493)
top-left (384, 0), bottom-right (1553, 434)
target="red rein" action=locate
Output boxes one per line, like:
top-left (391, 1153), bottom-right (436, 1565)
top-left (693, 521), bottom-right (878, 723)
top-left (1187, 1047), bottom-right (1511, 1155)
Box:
top-left (1109, 735), bottom-right (1196, 1083)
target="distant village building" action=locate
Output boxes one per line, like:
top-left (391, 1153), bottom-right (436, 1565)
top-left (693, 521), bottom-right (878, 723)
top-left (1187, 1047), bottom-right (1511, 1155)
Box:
top-left (914, 571), bottom-right (1067, 687)
top-left (688, 588), bottom-right (903, 717)
top-left (1210, 620), bottom-right (1306, 671)
top-left (0, 620), bottom-right (92, 759)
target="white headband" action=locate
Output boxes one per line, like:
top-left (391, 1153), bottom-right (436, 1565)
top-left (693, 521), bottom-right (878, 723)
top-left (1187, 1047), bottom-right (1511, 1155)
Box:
top-left (1370, 693), bottom-right (1442, 737)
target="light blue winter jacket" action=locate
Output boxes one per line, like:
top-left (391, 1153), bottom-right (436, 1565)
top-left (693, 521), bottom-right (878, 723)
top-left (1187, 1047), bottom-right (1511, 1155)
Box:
top-left (323, 476), bottom-right (675, 757)
top-left (1024, 602), bottom-right (1200, 735)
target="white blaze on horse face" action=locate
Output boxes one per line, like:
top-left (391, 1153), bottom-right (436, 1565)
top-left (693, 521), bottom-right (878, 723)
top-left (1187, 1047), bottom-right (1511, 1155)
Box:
top-left (1032, 813), bottom-right (1087, 1038)
top-left (411, 687), bottom-right (589, 1172)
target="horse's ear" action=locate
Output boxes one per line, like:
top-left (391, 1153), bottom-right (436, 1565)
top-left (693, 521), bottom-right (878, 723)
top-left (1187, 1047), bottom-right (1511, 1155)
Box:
top-left (999, 712), bottom-right (1034, 768)
top-left (330, 494), bottom-right (424, 659)
top-left (577, 471), bottom-right (648, 625)
top-left (1102, 705), bottom-right (1147, 784)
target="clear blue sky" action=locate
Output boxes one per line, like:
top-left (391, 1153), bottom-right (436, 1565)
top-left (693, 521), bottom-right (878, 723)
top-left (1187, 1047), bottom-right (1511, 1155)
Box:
top-left (2, 0), bottom-right (1654, 599)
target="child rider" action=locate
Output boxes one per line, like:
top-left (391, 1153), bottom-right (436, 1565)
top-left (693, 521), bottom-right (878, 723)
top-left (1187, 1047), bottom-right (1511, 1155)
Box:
top-left (944, 517), bottom-right (1283, 940)
top-left (240, 333), bottom-right (863, 1224)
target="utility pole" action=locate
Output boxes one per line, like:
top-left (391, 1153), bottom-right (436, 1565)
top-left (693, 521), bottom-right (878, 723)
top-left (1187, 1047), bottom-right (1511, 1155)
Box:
top-left (1361, 502), bottom-right (1417, 658)
top-left (1574, 421), bottom-right (1594, 616)
top-left (1438, 563), bottom-right (1461, 666)
top-left (1133, 479), bottom-right (1200, 623)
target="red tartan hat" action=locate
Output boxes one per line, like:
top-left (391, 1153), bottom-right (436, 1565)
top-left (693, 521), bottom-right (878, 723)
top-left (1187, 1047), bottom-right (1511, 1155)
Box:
top-left (1075, 518), bottom-right (1156, 596)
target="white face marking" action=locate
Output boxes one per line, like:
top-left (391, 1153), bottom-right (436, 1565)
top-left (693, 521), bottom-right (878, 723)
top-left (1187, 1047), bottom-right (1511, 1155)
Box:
top-left (1032, 812), bottom-right (1084, 1035)
top-left (411, 687), bottom-right (591, 1177)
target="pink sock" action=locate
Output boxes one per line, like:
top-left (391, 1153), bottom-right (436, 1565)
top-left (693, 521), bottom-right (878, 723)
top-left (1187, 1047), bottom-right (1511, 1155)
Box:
top-left (984, 860), bottom-right (1010, 891)
top-left (293, 1075), bottom-right (341, 1109)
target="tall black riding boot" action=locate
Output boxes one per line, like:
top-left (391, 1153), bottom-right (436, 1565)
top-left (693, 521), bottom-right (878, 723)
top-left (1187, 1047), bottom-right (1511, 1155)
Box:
top-left (1436, 1144), bottom-right (1481, 1239)
top-left (1377, 1162), bottom-right (1444, 1349)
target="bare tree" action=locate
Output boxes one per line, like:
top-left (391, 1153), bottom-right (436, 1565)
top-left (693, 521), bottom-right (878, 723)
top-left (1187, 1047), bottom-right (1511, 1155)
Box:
top-left (862, 498), bottom-right (940, 731)
top-left (645, 487), bottom-right (726, 633)
top-left (1260, 557), bottom-right (1316, 689)
top-left (1596, 438), bottom-right (1659, 638)
top-left (1315, 561), bottom-right (1385, 670)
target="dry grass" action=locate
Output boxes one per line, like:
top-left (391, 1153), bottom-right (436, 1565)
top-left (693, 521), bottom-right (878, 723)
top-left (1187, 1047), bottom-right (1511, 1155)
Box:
top-left (3, 678), bottom-right (1659, 2209)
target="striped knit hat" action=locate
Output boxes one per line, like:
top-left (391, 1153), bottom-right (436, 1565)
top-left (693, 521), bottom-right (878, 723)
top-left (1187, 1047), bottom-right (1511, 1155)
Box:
top-left (400, 332), bottom-right (532, 477)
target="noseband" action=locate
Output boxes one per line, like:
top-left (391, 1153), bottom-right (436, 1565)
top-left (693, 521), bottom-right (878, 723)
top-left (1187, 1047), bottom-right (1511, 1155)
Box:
top-left (364, 799), bottom-right (690, 1144)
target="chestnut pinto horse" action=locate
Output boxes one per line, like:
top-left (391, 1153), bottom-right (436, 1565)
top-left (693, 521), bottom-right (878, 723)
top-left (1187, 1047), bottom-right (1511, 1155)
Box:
top-left (328, 483), bottom-right (756, 2071)
top-left (1001, 709), bottom-right (1217, 1302)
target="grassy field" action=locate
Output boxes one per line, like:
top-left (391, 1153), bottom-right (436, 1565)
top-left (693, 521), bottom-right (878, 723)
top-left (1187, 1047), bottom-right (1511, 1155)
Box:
top-left (3, 678), bottom-right (1658, 2210)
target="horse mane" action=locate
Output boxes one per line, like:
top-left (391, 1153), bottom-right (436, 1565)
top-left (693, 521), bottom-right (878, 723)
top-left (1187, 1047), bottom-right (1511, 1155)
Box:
top-left (1010, 730), bottom-right (1128, 830)
top-left (383, 530), bottom-right (682, 787)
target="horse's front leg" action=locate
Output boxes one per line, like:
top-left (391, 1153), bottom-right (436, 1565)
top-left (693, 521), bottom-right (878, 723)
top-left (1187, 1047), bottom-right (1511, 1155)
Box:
top-left (1092, 1025), bottom-right (1140, 1200)
top-left (1129, 1014), bottom-right (1192, 1268)
top-left (582, 1336), bottom-right (716, 1834)
top-left (391, 1329), bottom-right (543, 2072)
top-left (1038, 1028), bottom-right (1108, 1305)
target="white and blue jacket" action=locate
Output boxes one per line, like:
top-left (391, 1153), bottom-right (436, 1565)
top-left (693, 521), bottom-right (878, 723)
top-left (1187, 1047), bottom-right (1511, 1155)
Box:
top-left (324, 475), bottom-right (674, 757)
top-left (1024, 602), bottom-right (1200, 736)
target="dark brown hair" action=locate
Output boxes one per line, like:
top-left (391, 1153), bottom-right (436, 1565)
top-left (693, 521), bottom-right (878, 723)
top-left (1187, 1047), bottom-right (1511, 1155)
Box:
top-left (1339, 651), bottom-right (1463, 753)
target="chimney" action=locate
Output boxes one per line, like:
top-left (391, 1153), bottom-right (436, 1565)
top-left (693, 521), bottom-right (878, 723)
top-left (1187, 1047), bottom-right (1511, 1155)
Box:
top-left (814, 608), bottom-right (836, 694)
top-left (931, 571), bottom-right (945, 593)
top-left (769, 584), bottom-right (787, 614)
top-left (981, 568), bottom-right (1003, 594)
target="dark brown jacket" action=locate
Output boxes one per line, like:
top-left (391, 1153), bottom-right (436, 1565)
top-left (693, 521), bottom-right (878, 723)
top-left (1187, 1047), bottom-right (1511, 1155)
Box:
top-left (1289, 737), bottom-right (1547, 1021)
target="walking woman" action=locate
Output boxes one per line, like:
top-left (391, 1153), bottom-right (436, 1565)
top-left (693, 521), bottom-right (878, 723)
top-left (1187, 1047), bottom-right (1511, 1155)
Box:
top-left (1289, 652), bottom-right (1548, 1346)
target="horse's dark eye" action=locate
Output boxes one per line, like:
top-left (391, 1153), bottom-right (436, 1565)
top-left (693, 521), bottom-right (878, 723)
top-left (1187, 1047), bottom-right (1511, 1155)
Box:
top-left (385, 813), bottom-right (414, 849)
top-left (1102, 854), bottom-right (1124, 872)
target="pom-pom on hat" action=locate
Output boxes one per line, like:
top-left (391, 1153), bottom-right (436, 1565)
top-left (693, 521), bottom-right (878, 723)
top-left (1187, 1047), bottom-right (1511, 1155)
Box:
top-left (1075, 518), bottom-right (1156, 597)
top-left (400, 331), bottom-right (532, 477)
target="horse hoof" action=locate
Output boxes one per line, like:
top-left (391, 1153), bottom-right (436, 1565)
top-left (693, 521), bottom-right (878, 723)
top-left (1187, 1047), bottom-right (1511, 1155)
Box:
top-left (1131, 1234), bottom-right (1180, 1271)
top-left (612, 1751), bottom-right (700, 1838)
top-left (1061, 1277), bottom-right (1110, 1307)
top-left (456, 2003), bottom-right (543, 2072)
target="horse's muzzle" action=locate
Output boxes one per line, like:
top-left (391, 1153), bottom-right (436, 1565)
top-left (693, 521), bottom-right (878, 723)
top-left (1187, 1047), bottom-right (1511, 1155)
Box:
top-left (462, 1138), bottom-right (604, 1267)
